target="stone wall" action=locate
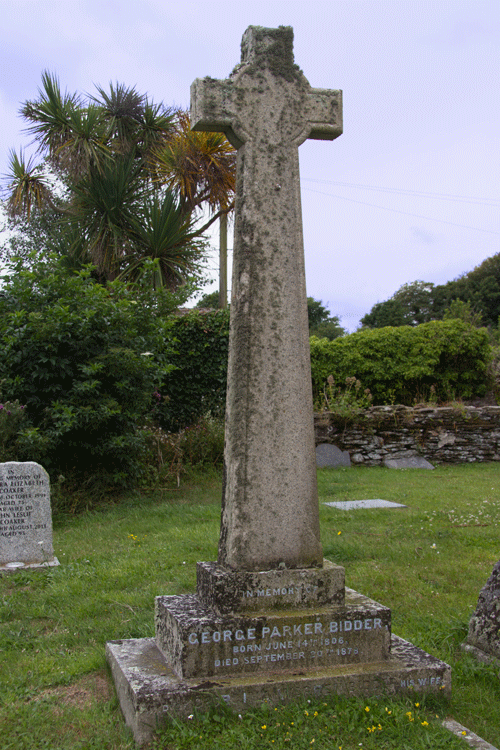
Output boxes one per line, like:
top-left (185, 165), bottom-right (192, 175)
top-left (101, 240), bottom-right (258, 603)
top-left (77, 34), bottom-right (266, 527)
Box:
top-left (314, 406), bottom-right (500, 466)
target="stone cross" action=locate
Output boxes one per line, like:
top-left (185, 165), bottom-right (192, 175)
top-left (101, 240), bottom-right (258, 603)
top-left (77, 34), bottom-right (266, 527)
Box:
top-left (107, 34), bottom-right (451, 738)
top-left (191, 26), bottom-right (342, 572)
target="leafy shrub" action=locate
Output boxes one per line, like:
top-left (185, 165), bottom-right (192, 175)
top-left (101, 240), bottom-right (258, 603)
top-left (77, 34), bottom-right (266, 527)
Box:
top-left (315, 375), bottom-right (373, 421)
top-left (142, 417), bottom-right (225, 485)
top-left (157, 309), bottom-right (230, 430)
top-left (0, 255), bottom-right (184, 492)
top-left (310, 320), bottom-right (491, 406)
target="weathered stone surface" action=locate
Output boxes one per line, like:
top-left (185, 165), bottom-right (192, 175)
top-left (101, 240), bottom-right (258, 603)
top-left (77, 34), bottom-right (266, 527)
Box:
top-left (316, 443), bottom-right (351, 468)
top-left (155, 588), bottom-right (391, 679)
top-left (0, 461), bottom-right (58, 571)
top-left (192, 26), bottom-right (342, 571)
top-left (196, 559), bottom-right (345, 615)
top-left (315, 406), bottom-right (500, 466)
top-left (106, 634), bottom-right (451, 746)
top-left (383, 456), bottom-right (434, 470)
top-left (465, 560), bottom-right (500, 662)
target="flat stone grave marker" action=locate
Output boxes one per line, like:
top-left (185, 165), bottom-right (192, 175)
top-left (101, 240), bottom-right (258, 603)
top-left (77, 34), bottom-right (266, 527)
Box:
top-left (324, 499), bottom-right (407, 510)
top-left (316, 443), bottom-right (351, 467)
top-left (0, 461), bottom-right (59, 572)
top-left (106, 26), bottom-right (451, 745)
top-left (384, 456), bottom-right (434, 470)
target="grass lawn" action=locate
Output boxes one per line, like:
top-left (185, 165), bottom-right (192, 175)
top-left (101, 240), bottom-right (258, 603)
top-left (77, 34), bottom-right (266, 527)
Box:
top-left (1, 464), bottom-right (499, 749)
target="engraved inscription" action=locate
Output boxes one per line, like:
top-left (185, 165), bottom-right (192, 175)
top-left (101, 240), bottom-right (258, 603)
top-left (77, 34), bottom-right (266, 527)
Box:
top-left (245, 585), bottom-right (318, 598)
top-left (401, 676), bottom-right (443, 687)
top-left (187, 617), bottom-right (385, 670)
top-left (0, 469), bottom-right (46, 539)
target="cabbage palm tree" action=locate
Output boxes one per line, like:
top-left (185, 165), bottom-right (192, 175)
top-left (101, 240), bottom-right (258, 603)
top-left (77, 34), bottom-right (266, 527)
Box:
top-left (152, 111), bottom-right (236, 302)
top-left (152, 110), bottom-right (235, 219)
top-left (2, 73), bottom-right (235, 288)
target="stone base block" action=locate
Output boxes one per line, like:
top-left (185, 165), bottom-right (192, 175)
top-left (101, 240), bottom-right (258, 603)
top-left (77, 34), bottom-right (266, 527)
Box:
top-left (196, 559), bottom-right (345, 614)
top-left (106, 634), bottom-right (451, 747)
top-left (155, 588), bottom-right (390, 679)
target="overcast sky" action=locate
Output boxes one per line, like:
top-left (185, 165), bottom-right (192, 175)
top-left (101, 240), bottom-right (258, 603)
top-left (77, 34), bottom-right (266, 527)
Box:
top-left (1, 0), bottom-right (498, 330)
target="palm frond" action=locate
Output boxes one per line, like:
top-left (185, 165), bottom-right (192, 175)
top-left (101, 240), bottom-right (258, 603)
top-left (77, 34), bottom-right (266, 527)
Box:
top-left (3, 149), bottom-right (54, 219)
top-left (20, 71), bottom-right (81, 168)
top-left (59, 105), bottom-right (111, 178)
top-left (90, 82), bottom-right (146, 155)
top-left (92, 82), bottom-right (145, 122)
top-left (120, 191), bottom-right (204, 289)
top-left (152, 111), bottom-right (236, 214)
top-left (69, 156), bottom-right (146, 277)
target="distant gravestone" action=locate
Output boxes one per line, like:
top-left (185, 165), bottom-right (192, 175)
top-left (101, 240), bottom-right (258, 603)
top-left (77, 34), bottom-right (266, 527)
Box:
top-left (464, 560), bottom-right (500, 663)
top-left (0, 462), bottom-right (58, 572)
top-left (316, 443), bottom-right (351, 467)
top-left (384, 456), bottom-right (434, 470)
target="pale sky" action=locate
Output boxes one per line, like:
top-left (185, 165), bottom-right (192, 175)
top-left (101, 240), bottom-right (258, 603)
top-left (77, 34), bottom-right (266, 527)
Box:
top-left (0, 0), bottom-right (498, 330)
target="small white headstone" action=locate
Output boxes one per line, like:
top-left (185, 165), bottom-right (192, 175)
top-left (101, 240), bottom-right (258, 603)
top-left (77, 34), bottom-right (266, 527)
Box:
top-left (0, 461), bottom-right (59, 571)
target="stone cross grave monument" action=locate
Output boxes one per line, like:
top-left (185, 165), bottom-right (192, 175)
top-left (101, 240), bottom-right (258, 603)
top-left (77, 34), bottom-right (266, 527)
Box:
top-left (0, 461), bottom-right (59, 573)
top-left (106, 27), bottom-right (451, 745)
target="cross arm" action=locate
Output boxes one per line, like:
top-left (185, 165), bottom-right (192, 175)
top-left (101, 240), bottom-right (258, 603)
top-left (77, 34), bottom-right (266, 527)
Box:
top-left (190, 77), bottom-right (244, 149)
top-left (306, 88), bottom-right (343, 141)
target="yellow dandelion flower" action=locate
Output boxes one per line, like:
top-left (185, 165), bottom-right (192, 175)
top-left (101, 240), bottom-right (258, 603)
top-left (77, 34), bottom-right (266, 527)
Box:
top-left (365, 707), bottom-right (370, 712)
top-left (261, 725), bottom-right (267, 730)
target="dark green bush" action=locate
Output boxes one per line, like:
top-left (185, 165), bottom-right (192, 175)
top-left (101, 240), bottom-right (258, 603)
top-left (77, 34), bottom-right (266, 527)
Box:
top-left (0, 394), bottom-right (28, 461)
top-left (310, 320), bottom-right (492, 406)
top-left (0, 255), bottom-right (183, 491)
top-left (157, 309), bottom-right (230, 430)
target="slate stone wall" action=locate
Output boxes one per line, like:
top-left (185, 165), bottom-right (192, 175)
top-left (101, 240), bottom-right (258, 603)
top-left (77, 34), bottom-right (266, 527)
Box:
top-left (314, 406), bottom-right (500, 466)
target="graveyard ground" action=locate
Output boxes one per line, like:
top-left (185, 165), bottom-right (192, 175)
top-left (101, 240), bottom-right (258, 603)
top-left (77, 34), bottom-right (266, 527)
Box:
top-left (1, 464), bottom-right (499, 749)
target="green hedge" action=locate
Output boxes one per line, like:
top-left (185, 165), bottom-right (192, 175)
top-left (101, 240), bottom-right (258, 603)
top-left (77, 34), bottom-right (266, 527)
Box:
top-left (157, 309), bottom-right (230, 430)
top-left (310, 320), bottom-right (491, 405)
top-left (159, 317), bottom-right (492, 430)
